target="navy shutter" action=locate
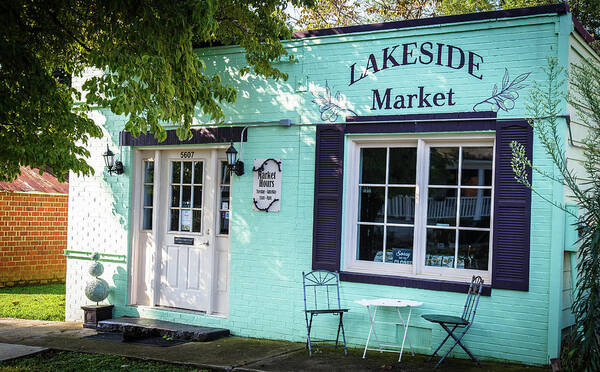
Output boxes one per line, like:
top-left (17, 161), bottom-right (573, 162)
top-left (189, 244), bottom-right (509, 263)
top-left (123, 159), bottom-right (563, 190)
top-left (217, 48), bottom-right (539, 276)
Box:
top-left (312, 124), bottom-right (344, 271)
top-left (492, 120), bottom-right (533, 291)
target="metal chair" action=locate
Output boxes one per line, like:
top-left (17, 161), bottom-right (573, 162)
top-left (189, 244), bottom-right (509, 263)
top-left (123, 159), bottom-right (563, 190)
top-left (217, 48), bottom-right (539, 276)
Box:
top-left (302, 270), bottom-right (348, 356)
top-left (422, 275), bottom-right (484, 368)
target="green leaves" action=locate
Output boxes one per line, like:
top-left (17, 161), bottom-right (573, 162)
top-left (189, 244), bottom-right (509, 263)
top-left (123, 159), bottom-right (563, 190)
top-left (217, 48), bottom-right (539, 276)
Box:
top-left (511, 56), bottom-right (600, 372)
top-left (1, 0), bottom-right (311, 181)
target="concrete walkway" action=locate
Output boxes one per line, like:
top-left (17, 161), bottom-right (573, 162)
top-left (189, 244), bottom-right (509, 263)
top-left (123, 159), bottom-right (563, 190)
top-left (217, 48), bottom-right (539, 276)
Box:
top-left (0, 318), bottom-right (549, 371)
top-left (0, 342), bottom-right (47, 362)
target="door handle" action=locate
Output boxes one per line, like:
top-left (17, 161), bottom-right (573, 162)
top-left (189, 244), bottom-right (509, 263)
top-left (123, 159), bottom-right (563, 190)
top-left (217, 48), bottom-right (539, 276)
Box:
top-left (201, 241), bottom-right (209, 247)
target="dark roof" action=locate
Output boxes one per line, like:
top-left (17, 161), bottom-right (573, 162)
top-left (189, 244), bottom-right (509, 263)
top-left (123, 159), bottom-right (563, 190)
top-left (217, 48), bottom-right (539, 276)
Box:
top-left (0, 167), bottom-right (69, 194)
top-left (292, 4), bottom-right (570, 39)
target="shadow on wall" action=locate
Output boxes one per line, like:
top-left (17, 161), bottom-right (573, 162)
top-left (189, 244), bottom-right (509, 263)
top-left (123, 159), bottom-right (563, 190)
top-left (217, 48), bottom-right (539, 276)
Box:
top-left (191, 53), bottom-right (328, 124)
top-left (100, 107), bottom-right (131, 230)
top-left (109, 266), bottom-right (138, 317)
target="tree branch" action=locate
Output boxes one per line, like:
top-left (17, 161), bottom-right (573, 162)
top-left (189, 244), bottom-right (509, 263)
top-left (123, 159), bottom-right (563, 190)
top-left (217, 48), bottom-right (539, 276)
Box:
top-left (47, 10), bottom-right (91, 52)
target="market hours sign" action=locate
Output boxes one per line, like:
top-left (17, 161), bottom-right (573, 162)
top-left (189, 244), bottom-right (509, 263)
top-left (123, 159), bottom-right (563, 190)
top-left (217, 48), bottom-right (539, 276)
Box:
top-left (252, 158), bottom-right (282, 212)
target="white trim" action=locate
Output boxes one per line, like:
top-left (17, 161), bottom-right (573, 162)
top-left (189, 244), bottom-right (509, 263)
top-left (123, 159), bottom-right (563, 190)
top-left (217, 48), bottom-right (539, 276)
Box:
top-left (343, 133), bottom-right (495, 284)
top-left (152, 150), bottom-right (163, 307)
top-left (128, 149), bottom-right (142, 305)
top-left (206, 148), bottom-right (218, 314)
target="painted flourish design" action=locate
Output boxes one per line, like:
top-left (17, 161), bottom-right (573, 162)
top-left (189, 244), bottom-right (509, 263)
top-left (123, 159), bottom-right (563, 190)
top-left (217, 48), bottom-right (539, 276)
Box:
top-left (473, 68), bottom-right (531, 112)
top-left (310, 81), bottom-right (357, 122)
top-left (310, 68), bottom-right (531, 119)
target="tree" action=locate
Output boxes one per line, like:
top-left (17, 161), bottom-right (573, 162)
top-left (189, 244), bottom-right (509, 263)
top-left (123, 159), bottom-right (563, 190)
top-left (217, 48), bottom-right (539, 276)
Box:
top-left (511, 57), bottom-right (600, 371)
top-left (0, 0), bottom-right (311, 182)
top-left (439, 0), bottom-right (600, 37)
top-left (291, 0), bottom-right (439, 30)
top-left (293, 0), bottom-right (600, 39)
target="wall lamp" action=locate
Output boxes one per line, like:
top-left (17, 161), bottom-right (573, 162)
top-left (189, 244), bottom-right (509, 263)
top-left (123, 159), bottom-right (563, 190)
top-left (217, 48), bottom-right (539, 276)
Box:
top-left (103, 144), bottom-right (124, 175)
top-left (226, 143), bottom-right (244, 176)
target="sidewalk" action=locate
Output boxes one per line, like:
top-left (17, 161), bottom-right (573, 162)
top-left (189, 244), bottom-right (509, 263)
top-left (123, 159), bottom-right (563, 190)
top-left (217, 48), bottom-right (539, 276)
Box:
top-left (0, 318), bottom-right (549, 371)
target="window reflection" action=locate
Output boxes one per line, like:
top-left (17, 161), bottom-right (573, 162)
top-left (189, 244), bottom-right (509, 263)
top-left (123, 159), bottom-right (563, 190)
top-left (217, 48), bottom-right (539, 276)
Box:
top-left (461, 147), bottom-right (493, 186)
top-left (429, 147), bottom-right (459, 185)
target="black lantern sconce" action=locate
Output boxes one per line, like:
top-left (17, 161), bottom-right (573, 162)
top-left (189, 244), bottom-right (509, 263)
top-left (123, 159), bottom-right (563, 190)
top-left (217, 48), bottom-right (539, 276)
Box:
top-left (103, 144), bottom-right (124, 175)
top-left (226, 143), bottom-right (244, 176)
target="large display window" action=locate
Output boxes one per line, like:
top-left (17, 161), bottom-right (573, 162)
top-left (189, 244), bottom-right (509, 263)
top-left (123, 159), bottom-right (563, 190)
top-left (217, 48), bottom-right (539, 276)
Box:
top-left (343, 134), bottom-right (495, 283)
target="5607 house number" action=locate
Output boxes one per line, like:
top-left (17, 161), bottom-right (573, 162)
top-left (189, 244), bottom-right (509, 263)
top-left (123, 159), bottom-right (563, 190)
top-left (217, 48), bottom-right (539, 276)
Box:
top-left (180, 152), bottom-right (194, 159)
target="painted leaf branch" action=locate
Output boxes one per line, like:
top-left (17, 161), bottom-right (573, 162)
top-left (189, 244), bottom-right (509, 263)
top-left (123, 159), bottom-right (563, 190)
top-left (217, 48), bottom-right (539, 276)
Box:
top-left (311, 81), bottom-right (357, 122)
top-left (473, 68), bottom-right (530, 112)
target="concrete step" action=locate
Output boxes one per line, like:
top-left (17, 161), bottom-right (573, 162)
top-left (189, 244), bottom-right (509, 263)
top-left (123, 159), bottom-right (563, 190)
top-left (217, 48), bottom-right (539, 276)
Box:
top-left (97, 317), bottom-right (230, 342)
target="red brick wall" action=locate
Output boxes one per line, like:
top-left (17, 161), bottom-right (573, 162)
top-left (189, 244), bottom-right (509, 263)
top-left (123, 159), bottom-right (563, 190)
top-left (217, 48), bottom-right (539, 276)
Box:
top-left (0, 192), bottom-right (67, 286)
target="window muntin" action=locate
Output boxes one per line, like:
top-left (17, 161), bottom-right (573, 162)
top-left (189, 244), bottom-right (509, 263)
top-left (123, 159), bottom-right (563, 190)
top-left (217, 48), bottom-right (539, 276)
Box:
top-left (424, 145), bottom-right (493, 271)
top-left (142, 160), bottom-right (154, 230)
top-left (169, 161), bottom-right (203, 233)
top-left (357, 146), bottom-right (417, 265)
top-left (218, 161), bottom-right (231, 235)
top-left (346, 136), bottom-right (494, 282)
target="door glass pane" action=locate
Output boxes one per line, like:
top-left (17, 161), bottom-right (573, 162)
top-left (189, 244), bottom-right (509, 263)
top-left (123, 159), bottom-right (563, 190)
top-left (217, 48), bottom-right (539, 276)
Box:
top-left (219, 211), bottom-right (229, 234)
top-left (385, 226), bottom-right (413, 264)
top-left (221, 162), bottom-right (230, 184)
top-left (144, 161), bottom-right (154, 183)
top-left (357, 225), bottom-right (384, 262)
top-left (170, 186), bottom-right (180, 207)
top-left (170, 209), bottom-right (179, 231)
top-left (427, 188), bottom-right (457, 226)
top-left (458, 230), bottom-right (489, 270)
top-left (194, 161), bottom-right (203, 184)
top-left (143, 185), bottom-right (153, 207)
top-left (172, 162), bottom-right (181, 183)
top-left (180, 210), bottom-right (192, 232)
top-left (193, 186), bottom-right (203, 209)
top-left (220, 186), bottom-right (230, 209)
top-left (429, 147), bottom-right (459, 185)
top-left (387, 187), bottom-right (414, 224)
top-left (359, 186), bottom-right (385, 223)
top-left (193, 210), bottom-right (202, 232)
top-left (360, 148), bottom-right (386, 184)
top-left (461, 147), bottom-right (493, 186)
top-left (143, 208), bottom-right (152, 230)
top-left (389, 147), bottom-right (416, 184)
top-left (425, 228), bottom-right (456, 267)
top-left (460, 189), bottom-right (491, 228)
top-left (182, 162), bottom-right (193, 184)
top-left (182, 186), bottom-right (191, 208)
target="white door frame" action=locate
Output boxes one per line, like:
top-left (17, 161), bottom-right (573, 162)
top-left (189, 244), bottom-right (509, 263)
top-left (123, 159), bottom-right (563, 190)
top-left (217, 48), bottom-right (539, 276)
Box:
top-left (129, 145), bottom-right (230, 315)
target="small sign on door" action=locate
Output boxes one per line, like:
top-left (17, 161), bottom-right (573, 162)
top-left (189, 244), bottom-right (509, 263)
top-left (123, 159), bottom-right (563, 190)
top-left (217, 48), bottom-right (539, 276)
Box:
top-left (174, 237), bottom-right (194, 245)
top-left (252, 158), bottom-right (282, 212)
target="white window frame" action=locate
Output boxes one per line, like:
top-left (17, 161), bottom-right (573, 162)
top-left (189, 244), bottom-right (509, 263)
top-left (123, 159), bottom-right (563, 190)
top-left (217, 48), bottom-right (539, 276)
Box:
top-left (141, 159), bottom-right (155, 231)
top-left (216, 160), bottom-right (231, 237)
top-left (342, 133), bottom-right (495, 284)
top-left (168, 159), bottom-right (205, 233)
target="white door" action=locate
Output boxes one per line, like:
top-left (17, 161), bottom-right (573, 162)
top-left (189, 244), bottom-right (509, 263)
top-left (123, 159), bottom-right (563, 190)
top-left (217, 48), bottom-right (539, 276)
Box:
top-left (158, 150), bottom-right (216, 311)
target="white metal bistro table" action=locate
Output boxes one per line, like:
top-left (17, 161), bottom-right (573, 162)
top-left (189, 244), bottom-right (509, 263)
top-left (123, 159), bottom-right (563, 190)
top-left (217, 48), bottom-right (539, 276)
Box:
top-left (354, 298), bottom-right (423, 362)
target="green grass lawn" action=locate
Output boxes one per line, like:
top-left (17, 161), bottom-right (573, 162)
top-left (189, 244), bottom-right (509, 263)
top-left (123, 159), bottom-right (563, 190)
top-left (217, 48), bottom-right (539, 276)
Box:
top-left (0, 350), bottom-right (208, 372)
top-left (0, 283), bottom-right (65, 321)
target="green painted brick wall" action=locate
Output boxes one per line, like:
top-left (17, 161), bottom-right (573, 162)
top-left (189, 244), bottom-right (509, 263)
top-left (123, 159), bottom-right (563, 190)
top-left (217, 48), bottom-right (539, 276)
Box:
top-left (64, 10), bottom-right (580, 366)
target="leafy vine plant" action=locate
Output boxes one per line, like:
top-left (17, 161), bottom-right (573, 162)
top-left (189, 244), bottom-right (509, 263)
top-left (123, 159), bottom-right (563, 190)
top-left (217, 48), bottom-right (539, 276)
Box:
top-left (310, 80), bottom-right (357, 122)
top-left (511, 57), bottom-right (600, 371)
top-left (473, 68), bottom-right (530, 112)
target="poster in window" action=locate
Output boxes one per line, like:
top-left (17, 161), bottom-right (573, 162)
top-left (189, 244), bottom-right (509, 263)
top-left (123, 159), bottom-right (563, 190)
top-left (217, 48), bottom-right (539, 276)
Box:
top-left (181, 210), bottom-right (192, 231)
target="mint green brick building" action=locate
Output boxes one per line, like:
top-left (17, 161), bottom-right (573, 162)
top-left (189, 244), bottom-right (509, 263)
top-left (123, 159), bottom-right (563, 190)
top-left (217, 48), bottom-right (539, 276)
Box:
top-left (65, 4), bottom-right (595, 366)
